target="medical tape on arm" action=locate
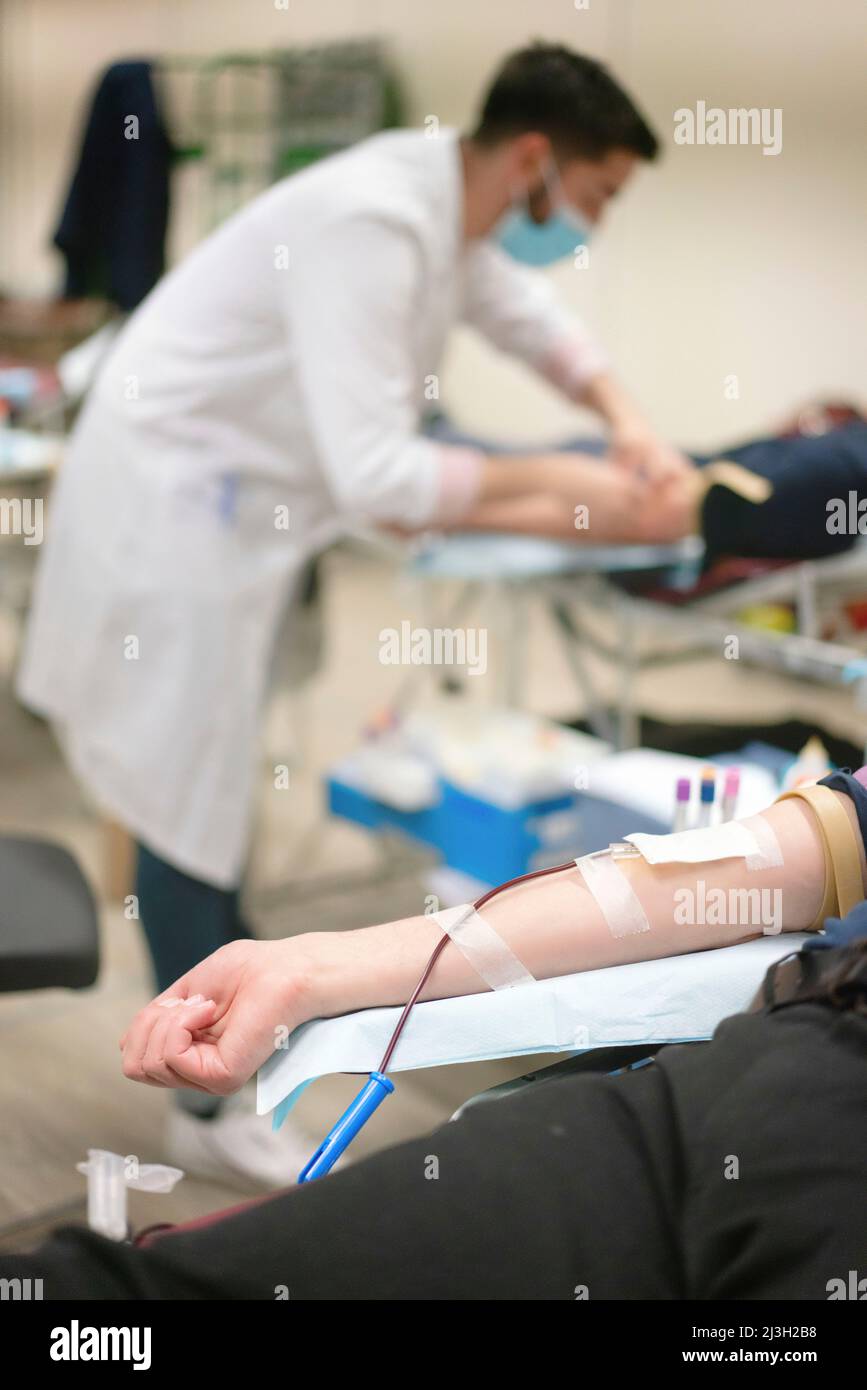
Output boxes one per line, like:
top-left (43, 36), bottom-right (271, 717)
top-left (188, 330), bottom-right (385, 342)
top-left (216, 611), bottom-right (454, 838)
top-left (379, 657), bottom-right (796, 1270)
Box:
top-left (576, 815), bottom-right (785, 939)
top-left (740, 815), bottom-right (784, 871)
top-left (625, 816), bottom-right (783, 871)
top-left (430, 904), bottom-right (535, 990)
top-left (575, 852), bottom-right (651, 939)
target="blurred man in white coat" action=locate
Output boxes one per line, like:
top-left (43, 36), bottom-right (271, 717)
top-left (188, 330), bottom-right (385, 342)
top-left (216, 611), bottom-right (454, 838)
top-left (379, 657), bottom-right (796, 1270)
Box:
top-left (19, 44), bottom-right (685, 1184)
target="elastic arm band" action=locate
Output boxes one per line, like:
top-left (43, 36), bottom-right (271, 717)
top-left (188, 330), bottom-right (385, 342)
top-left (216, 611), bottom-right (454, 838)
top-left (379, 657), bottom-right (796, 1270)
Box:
top-left (776, 783), bottom-right (864, 929)
top-left (699, 459), bottom-right (774, 505)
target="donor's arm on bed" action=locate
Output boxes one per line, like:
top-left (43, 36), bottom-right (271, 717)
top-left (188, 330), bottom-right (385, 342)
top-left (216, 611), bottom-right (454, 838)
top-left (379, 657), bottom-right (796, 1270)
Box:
top-left (119, 777), bottom-right (865, 1099)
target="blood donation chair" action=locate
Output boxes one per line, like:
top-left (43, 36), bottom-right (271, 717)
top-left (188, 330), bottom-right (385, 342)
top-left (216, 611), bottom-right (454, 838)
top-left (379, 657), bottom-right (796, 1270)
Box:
top-left (0, 835), bottom-right (99, 993)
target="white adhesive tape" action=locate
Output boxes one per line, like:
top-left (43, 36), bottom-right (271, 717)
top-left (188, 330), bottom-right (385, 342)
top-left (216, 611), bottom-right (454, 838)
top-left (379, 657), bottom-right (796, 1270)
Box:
top-left (576, 853), bottom-right (651, 939)
top-left (741, 814), bottom-right (785, 872)
top-left (431, 903), bottom-right (535, 991)
top-left (625, 821), bottom-right (761, 866)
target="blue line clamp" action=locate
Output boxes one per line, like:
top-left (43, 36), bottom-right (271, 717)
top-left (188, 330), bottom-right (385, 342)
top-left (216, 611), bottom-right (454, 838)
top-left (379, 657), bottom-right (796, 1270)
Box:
top-left (297, 1071), bottom-right (395, 1183)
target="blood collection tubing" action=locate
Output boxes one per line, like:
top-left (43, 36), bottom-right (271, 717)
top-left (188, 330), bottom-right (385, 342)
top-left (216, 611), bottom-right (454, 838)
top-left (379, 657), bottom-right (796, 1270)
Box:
top-left (297, 858), bottom-right (576, 1182)
top-left (297, 813), bottom-right (784, 1179)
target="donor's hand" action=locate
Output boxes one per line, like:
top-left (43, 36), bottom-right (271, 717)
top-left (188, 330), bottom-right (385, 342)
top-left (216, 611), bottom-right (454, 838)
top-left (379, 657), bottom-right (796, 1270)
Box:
top-left (119, 938), bottom-right (321, 1096)
top-left (609, 421), bottom-right (695, 486)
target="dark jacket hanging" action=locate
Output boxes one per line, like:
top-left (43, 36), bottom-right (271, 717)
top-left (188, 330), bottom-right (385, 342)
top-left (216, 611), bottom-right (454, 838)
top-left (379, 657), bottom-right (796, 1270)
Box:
top-left (53, 60), bottom-right (172, 312)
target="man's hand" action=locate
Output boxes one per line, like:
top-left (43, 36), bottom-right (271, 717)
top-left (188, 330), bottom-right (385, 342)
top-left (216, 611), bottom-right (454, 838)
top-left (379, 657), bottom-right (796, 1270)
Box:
top-left (579, 373), bottom-right (694, 486)
top-left (609, 420), bottom-right (695, 486)
top-left (119, 938), bottom-right (320, 1096)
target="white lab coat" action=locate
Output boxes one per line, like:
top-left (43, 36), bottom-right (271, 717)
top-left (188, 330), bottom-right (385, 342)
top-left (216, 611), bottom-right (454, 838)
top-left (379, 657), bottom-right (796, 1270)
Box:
top-left (18, 128), bottom-right (608, 886)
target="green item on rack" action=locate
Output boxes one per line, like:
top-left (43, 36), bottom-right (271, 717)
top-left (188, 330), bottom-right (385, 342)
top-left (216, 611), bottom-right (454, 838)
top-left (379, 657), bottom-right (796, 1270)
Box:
top-left (276, 144), bottom-right (337, 177)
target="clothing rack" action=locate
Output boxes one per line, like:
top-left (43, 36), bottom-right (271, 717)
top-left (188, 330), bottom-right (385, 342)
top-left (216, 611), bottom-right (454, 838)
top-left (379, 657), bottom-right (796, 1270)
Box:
top-left (154, 40), bottom-right (403, 235)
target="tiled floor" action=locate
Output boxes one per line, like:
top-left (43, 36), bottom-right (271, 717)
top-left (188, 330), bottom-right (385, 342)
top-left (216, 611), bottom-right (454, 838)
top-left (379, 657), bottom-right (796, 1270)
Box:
top-left (0, 539), bottom-right (862, 1249)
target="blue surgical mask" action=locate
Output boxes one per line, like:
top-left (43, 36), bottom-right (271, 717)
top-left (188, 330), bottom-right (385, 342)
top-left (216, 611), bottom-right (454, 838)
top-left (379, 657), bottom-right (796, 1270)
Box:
top-left (494, 161), bottom-right (592, 267)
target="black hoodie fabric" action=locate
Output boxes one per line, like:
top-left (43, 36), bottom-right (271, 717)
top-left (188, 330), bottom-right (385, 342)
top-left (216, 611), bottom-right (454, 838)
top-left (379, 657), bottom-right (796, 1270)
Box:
top-left (3, 944), bottom-right (866, 1300)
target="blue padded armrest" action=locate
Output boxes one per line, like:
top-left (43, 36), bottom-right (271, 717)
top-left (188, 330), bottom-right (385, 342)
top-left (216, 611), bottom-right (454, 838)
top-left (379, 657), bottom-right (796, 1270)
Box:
top-left (410, 532), bottom-right (704, 581)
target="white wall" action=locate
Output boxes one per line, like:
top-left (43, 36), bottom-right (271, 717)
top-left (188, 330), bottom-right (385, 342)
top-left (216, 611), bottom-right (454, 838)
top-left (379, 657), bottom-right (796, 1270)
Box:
top-left (1, 0), bottom-right (865, 448)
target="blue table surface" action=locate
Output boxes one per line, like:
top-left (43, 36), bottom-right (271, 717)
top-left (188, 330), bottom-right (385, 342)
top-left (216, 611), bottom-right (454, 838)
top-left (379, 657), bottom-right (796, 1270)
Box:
top-left (409, 531), bottom-right (705, 580)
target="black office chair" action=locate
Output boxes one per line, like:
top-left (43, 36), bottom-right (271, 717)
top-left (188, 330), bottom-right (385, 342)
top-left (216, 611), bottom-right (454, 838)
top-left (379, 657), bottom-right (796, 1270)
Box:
top-left (0, 836), bottom-right (99, 992)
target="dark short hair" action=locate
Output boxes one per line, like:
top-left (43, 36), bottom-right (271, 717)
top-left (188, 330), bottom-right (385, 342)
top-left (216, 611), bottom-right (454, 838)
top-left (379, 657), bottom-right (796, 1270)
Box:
top-left (471, 43), bottom-right (659, 162)
top-left (794, 938), bottom-right (867, 1018)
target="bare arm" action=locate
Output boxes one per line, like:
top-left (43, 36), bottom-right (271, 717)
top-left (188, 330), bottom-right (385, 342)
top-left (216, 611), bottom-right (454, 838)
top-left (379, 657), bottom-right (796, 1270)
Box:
top-left (455, 451), bottom-right (702, 544)
top-left (119, 790), bottom-right (864, 1095)
top-left (386, 450), bottom-right (654, 544)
